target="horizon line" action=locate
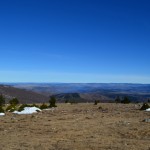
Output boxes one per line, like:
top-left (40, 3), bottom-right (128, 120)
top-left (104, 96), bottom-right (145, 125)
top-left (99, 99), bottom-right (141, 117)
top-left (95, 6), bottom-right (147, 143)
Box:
top-left (0, 82), bottom-right (150, 85)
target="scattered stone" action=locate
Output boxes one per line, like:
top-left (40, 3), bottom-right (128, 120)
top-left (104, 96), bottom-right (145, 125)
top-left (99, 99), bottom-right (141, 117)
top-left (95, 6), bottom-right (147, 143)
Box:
top-left (143, 119), bottom-right (150, 123)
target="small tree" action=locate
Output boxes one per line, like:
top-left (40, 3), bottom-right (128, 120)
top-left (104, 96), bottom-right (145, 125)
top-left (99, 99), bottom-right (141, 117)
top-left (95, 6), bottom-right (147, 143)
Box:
top-left (0, 94), bottom-right (5, 106)
top-left (115, 96), bottom-right (121, 103)
top-left (121, 96), bottom-right (130, 104)
top-left (49, 96), bottom-right (57, 108)
top-left (94, 100), bottom-right (99, 105)
top-left (9, 98), bottom-right (19, 106)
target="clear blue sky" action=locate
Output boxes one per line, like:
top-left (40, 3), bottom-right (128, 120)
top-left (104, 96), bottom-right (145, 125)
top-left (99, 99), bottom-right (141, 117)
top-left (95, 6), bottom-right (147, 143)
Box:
top-left (0, 0), bottom-right (150, 83)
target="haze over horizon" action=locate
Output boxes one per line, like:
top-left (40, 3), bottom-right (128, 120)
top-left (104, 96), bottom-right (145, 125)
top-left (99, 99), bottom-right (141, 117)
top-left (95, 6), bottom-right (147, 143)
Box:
top-left (0, 0), bottom-right (150, 83)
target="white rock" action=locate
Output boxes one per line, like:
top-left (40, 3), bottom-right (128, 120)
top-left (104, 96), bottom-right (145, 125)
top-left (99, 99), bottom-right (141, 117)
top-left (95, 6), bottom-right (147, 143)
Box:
top-left (143, 118), bottom-right (150, 122)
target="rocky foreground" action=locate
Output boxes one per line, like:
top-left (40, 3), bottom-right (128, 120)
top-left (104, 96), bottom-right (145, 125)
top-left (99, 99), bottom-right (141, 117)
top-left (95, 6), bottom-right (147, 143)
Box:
top-left (0, 103), bottom-right (149, 150)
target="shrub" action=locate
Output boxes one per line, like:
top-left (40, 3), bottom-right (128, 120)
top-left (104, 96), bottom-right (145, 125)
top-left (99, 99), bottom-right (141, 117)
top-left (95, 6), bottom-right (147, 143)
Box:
top-left (0, 106), bottom-right (4, 113)
top-left (18, 104), bottom-right (40, 112)
top-left (140, 103), bottom-right (150, 110)
top-left (9, 98), bottom-right (19, 105)
top-left (30, 104), bottom-right (39, 108)
top-left (49, 96), bottom-right (57, 108)
top-left (6, 105), bottom-right (17, 112)
top-left (121, 96), bottom-right (131, 104)
top-left (40, 103), bottom-right (48, 110)
top-left (18, 104), bottom-right (29, 112)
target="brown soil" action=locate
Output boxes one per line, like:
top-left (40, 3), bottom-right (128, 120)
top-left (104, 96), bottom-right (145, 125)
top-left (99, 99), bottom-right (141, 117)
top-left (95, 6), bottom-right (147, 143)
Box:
top-left (0, 103), bottom-right (149, 150)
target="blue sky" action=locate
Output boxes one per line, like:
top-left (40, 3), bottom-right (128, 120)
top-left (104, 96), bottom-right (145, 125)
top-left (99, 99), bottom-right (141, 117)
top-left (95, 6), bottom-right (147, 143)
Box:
top-left (0, 0), bottom-right (150, 83)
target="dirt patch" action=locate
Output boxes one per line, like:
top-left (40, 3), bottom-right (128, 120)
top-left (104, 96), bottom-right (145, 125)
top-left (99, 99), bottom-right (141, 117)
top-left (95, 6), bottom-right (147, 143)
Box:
top-left (0, 103), bottom-right (149, 150)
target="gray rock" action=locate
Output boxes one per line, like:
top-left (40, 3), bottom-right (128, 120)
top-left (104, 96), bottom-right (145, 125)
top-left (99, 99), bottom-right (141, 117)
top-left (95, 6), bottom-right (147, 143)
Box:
top-left (143, 118), bottom-right (150, 122)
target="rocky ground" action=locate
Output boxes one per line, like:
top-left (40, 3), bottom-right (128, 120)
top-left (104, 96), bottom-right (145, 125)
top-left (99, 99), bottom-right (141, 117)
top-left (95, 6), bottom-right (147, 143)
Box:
top-left (0, 103), bottom-right (149, 150)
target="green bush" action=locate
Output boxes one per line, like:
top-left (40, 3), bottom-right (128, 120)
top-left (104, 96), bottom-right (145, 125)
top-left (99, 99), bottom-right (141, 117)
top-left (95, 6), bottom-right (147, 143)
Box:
top-left (0, 106), bottom-right (4, 113)
top-left (18, 104), bottom-right (29, 112)
top-left (30, 104), bottom-right (39, 108)
top-left (6, 105), bottom-right (17, 112)
top-left (40, 103), bottom-right (48, 110)
top-left (18, 104), bottom-right (40, 112)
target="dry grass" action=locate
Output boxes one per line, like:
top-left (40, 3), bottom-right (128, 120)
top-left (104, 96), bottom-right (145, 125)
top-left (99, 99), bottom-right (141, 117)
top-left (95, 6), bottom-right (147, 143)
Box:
top-left (0, 103), bottom-right (150, 150)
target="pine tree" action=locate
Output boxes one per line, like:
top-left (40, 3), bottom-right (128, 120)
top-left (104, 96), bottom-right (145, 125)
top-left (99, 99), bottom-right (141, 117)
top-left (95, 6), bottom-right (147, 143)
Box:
top-left (9, 98), bottom-right (19, 105)
top-left (49, 96), bottom-right (57, 107)
top-left (0, 94), bottom-right (5, 106)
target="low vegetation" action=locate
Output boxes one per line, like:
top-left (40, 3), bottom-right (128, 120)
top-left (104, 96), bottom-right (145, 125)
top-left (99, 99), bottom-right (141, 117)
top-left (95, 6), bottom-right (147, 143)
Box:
top-left (6, 105), bottom-right (17, 112)
top-left (0, 106), bottom-right (4, 113)
top-left (40, 103), bottom-right (48, 110)
top-left (0, 94), bottom-right (5, 106)
top-left (115, 96), bottom-right (131, 104)
top-left (140, 103), bottom-right (150, 110)
top-left (0, 94), bottom-right (59, 114)
top-left (0, 92), bottom-right (149, 116)
top-left (18, 104), bottom-right (29, 112)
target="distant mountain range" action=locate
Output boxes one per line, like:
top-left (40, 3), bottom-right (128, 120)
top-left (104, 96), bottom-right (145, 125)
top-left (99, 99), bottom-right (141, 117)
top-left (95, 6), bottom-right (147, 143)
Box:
top-left (1, 83), bottom-right (149, 103)
top-left (0, 85), bottom-right (48, 104)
